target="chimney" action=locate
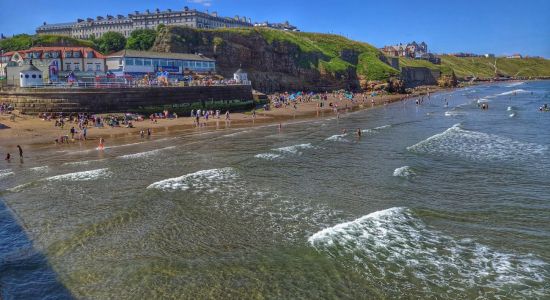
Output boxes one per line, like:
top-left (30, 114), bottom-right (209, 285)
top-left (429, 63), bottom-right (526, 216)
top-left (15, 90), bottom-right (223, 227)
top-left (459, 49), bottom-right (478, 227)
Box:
top-left (212, 11), bottom-right (218, 17)
top-left (96, 16), bottom-right (104, 20)
top-left (167, 9), bottom-right (172, 12)
top-left (77, 18), bottom-right (84, 23)
top-left (134, 11), bottom-right (140, 15)
top-left (155, 8), bottom-right (160, 13)
top-left (117, 14), bottom-right (124, 19)
top-left (184, 6), bottom-right (189, 11)
top-left (145, 9), bottom-right (150, 14)
top-left (87, 18), bottom-right (94, 22)
top-left (43, 21), bottom-right (47, 25)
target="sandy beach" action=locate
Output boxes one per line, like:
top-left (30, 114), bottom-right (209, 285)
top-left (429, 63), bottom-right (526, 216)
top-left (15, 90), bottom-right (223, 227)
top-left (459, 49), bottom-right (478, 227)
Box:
top-left (0, 86), bottom-right (440, 151)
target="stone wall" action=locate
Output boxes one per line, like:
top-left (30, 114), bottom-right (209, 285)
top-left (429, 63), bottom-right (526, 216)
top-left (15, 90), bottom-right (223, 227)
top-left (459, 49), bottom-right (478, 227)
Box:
top-left (0, 85), bottom-right (253, 114)
top-left (400, 67), bottom-right (441, 88)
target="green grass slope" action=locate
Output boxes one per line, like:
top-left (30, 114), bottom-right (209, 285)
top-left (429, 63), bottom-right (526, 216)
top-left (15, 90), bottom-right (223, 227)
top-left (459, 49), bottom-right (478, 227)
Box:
top-left (440, 56), bottom-right (550, 79)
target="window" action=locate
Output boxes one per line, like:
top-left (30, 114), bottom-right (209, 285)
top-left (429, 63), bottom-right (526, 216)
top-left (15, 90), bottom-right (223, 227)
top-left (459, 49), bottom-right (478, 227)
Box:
top-left (96, 64), bottom-right (101, 71)
top-left (175, 61), bottom-right (182, 67)
top-left (152, 59), bottom-right (160, 66)
top-left (135, 58), bottom-right (143, 66)
top-left (66, 63), bottom-right (71, 70)
top-left (39, 75), bottom-right (42, 78)
top-left (25, 74), bottom-right (29, 78)
top-left (167, 60), bottom-right (174, 66)
top-left (32, 74), bottom-right (36, 78)
top-left (86, 51), bottom-right (94, 58)
top-left (87, 63), bottom-right (93, 71)
top-left (144, 59), bottom-right (151, 66)
top-left (20, 74), bottom-right (23, 78)
top-left (125, 58), bottom-right (134, 65)
top-left (65, 52), bottom-right (72, 58)
top-left (74, 63), bottom-right (80, 71)
top-left (183, 61), bottom-right (189, 68)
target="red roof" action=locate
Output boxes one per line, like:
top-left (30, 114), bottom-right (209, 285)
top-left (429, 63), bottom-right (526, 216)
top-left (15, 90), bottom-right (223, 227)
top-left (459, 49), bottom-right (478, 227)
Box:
top-left (10, 46), bottom-right (105, 59)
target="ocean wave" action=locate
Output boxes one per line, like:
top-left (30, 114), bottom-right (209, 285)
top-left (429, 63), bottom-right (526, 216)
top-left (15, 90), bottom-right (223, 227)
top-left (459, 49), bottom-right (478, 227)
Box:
top-left (407, 124), bottom-right (547, 161)
top-left (497, 89), bottom-right (528, 96)
top-left (118, 146), bottom-right (175, 159)
top-left (444, 111), bottom-right (465, 117)
top-left (63, 159), bottom-right (107, 166)
top-left (507, 106), bottom-right (514, 111)
top-left (505, 82), bottom-right (524, 88)
top-left (325, 134), bottom-right (348, 142)
top-left (254, 153), bottom-right (283, 160)
top-left (0, 169), bottom-right (14, 179)
top-left (273, 143), bottom-right (314, 154)
top-left (29, 166), bottom-right (49, 172)
top-left (509, 112), bottom-right (517, 118)
top-left (147, 167), bottom-right (236, 192)
top-left (44, 168), bottom-right (111, 182)
top-left (362, 124), bottom-right (392, 134)
top-left (393, 166), bottom-right (415, 177)
top-left (308, 207), bottom-right (548, 298)
top-left (223, 130), bottom-right (252, 138)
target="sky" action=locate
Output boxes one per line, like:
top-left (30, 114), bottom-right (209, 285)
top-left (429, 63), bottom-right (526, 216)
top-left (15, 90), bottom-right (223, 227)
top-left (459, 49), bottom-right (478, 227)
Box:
top-left (0, 0), bottom-right (549, 57)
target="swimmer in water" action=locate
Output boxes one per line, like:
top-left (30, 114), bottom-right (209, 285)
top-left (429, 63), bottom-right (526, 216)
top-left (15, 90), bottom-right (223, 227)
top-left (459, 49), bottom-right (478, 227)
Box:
top-left (342, 128), bottom-right (347, 134)
top-left (356, 128), bottom-right (362, 137)
top-left (98, 138), bottom-right (105, 150)
top-left (5, 153), bottom-right (11, 161)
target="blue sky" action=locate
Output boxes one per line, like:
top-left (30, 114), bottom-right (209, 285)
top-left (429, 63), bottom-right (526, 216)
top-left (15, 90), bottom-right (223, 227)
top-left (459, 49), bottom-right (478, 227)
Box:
top-left (0, 0), bottom-right (549, 57)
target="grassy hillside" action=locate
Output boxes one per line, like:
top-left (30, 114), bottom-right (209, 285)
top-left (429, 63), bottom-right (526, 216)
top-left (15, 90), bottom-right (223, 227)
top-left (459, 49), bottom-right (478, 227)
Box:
top-left (440, 56), bottom-right (550, 78)
top-left (205, 28), bottom-right (400, 81)
top-left (0, 34), bottom-right (94, 51)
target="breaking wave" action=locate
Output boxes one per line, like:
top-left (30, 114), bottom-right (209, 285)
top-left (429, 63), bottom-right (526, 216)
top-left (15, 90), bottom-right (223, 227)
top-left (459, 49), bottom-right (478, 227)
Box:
top-left (505, 82), bottom-right (524, 88)
top-left (0, 169), bottom-right (14, 179)
top-left (407, 124), bottom-right (547, 161)
top-left (308, 207), bottom-right (548, 298)
top-left (44, 168), bottom-right (111, 182)
top-left (273, 143), bottom-right (314, 154)
top-left (393, 166), bottom-right (414, 177)
top-left (63, 159), bottom-right (107, 166)
top-left (118, 146), bottom-right (176, 159)
top-left (254, 153), bottom-right (282, 160)
top-left (325, 134), bottom-right (348, 142)
top-left (147, 167), bottom-right (236, 192)
top-left (497, 89), bottom-right (528, 96)
top-left (29, 166), bottom-right (49, 172)
top-left (362, 124), bottom-right (392, 134)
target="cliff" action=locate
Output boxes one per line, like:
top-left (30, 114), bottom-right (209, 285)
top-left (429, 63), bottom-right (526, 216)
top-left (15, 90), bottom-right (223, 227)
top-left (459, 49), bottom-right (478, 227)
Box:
top-left (152, 27), bottom-right (400, 93)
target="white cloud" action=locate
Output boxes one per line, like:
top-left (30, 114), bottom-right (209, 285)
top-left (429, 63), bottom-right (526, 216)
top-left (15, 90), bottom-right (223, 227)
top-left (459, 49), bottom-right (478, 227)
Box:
top-left (187, 0), bottom-right (213, 7)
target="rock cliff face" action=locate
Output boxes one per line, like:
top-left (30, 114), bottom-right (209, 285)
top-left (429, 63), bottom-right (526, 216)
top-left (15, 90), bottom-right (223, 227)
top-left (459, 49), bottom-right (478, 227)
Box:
top-left (152, 27), bottom-right (396, 93)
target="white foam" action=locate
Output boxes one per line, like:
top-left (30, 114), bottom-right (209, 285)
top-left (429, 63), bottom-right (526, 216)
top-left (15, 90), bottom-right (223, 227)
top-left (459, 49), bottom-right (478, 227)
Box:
top-left (505, 82), bottom-right (524, 88)
top-left (44, 168), bottom-right (111, 182)
top-left (362, 124), bottom-right (392, 133)
top-left (118, 146), bottom-right (175, 159)
top-left (254, 153), bottom-right (282, 160)
top-left (407, 124), bottom-right (547, 161)
top-left (393, 166), bottom-right (415, 177)
top-left (325, 134), bottom-right (348, 142)
top-left (63, 159), bottom-right (107, 166)
top-left (507, 106), bottom-right (514, 111)
top-left (147, 167), bottom-right (236, 192)
top-left (273, 143), bottom-right (313, 154)
top-left (373, 125), bottom-right (391, 130)
top-left (0, 169), bottom-right (14, 179)
top-left (444, 111), bottom-right (464, 117)
top-left (29, 166), bottom-right (49, 172)
top-left (497, 89), bottom-right (528, 96)
top-left (509, 112), bottom-right (517, 118)
top-left (223, 130), bottom-right (251, 138)
top-left (309, 207), bottom-right (548, 297)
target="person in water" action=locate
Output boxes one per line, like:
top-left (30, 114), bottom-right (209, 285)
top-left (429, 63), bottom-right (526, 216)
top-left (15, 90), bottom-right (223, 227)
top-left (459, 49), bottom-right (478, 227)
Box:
top-left (17, 145), bottom-right (23, 158)
top-left (5, 153), bottom-right (11, 161)
top-left (356, 128), bottom-right (362, 137)
top-left (98, 138), bottom-right (105, 150)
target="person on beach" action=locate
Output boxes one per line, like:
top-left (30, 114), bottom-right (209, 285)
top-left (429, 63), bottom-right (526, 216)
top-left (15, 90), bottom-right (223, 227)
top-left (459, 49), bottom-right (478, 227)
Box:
top-left (83, 127), bottom-right (87, 140)
top-left (70, 126), bottom-right (76, 139)
top-left (98, 138), bottom-right (105, 150)
top-left (17, 145), bottom-right (23, 158)
top-left (225, 111), bottom-right (230, 120)
top-left (147, 128), bottom-right (152, 137)
top-left (342, 128), bottom-right (347, 134)
top-left (140, 130), bottom-right (145, 138)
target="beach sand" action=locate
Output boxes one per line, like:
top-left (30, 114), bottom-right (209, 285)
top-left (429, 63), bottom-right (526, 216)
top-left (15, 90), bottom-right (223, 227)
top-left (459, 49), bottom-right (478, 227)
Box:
top-left (0, 87), bottom-right (439, 151)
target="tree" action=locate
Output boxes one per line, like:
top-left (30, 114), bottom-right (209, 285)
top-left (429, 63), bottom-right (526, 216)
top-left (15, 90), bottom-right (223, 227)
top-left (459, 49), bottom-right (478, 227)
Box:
top-left (96, 32), bottom-right (126, 54)
top-left (126, 29), bottom-right (157, 51)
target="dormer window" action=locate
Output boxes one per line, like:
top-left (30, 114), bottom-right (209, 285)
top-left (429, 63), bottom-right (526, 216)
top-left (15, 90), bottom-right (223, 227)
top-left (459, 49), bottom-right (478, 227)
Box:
top-left (86, 51), bottom-right (94, 58)
top-left (73, 51), bottom-right (81, 58)
top-left (65, 51), bottom-right (73, 58)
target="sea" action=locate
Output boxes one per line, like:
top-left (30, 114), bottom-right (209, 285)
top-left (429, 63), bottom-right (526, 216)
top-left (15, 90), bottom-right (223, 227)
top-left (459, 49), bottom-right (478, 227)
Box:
top-left (1, 81), bottom-right (549, 299)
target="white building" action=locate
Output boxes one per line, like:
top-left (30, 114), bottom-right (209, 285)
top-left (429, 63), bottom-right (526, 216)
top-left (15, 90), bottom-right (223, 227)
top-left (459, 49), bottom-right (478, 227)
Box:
top-left (106, 50), bottom-right (215, 76)
top-left (19, 62), bottom-right (44, 87)
top-left (233, 69), bottom-right (249, 84)
top-left (37, 7), bottom-right (253, 39)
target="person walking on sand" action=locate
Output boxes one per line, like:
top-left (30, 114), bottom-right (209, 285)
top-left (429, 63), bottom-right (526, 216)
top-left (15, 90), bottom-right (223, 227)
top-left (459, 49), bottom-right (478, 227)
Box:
top-left (140, 130), bottom-right (145, 139)
top-left (83, 127), bottom-right (87, 140)
top-left (147, 128), bottom-right (152, 137)
top-left (17, 145), bottom-right (23, 158)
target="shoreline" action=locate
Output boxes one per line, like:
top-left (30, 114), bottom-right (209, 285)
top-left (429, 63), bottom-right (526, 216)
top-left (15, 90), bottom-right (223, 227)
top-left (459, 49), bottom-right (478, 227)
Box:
top-left (1, 85), bottom-right (450, 154)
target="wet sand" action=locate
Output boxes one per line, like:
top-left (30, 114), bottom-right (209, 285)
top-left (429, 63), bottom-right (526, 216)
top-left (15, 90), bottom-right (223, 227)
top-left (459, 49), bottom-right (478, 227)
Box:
top-left (0, 87), bottom-right (441, 151)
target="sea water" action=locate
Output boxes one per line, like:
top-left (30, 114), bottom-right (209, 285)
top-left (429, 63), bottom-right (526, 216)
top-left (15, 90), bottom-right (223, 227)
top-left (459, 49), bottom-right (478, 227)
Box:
top-left (1, 81), bottom-right (549, 298)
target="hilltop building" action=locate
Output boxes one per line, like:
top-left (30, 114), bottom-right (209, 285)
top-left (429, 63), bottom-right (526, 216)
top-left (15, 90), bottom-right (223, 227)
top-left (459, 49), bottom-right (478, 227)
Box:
top-left (254, 21), bottom-right (299, 31)
top-left (36, 6), bottom-right (253, 39)
top-left (381, 42), bottom-right (428, 58)
top-left (506, 53), bottom-right (523, 59)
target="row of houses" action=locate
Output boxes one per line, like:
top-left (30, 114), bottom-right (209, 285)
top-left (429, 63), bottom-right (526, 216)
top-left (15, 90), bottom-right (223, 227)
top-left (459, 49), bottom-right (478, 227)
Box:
top-left (0, 47), bottom-right (216, 84)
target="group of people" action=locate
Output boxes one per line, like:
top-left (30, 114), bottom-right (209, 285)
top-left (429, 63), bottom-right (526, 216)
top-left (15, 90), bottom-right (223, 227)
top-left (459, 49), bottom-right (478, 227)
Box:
top-left (0, 103), bottom-right (13, 115)
top-left (4, 145), bottom-right (23, 162)
top-left (190, 109), bottom-right (230, 127)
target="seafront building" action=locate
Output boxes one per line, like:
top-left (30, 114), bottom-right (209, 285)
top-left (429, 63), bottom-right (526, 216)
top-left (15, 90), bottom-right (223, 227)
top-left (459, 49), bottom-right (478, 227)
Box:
top-left (36, 7), bottom-right (253, 39)
top-left (105, 50), bottom-right (215, 76)
top-left (1, 47), bottom-right (216, 85)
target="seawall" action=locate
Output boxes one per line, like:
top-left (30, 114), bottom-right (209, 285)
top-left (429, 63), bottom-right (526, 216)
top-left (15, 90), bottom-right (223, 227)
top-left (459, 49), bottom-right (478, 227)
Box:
top-left (0, 85), bottom-right (253, 114)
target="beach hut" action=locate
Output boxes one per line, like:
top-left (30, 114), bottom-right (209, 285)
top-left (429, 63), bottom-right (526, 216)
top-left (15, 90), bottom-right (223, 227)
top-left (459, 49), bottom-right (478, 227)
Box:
top-left (233, 68), bottom-right (249, 84)
top-left (19, 61), bottom-right (43, 87)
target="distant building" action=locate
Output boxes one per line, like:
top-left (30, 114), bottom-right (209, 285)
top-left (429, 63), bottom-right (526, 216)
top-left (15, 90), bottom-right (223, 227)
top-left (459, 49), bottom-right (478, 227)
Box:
top-left (254, 21), bottom-right (299, 31)
top-left (381, 41), bottom-right (428, 58)
top-left (506, 53), bottom-right (522, 59)
top-left (483, 53), bottom-right (495, 58)
top-left (105, 50), bottom-right (216, 77)
top-left (449, 52), bottom-right (480, 58)
top-left (36, 7), bottom-right (253, 39)
top-left (4, 47), bottom-right (106, 85)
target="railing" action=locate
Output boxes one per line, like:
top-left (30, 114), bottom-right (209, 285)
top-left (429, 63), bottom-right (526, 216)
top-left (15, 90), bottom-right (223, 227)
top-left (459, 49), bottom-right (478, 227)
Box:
top-left (2, 80), bottom-right (252, 90)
